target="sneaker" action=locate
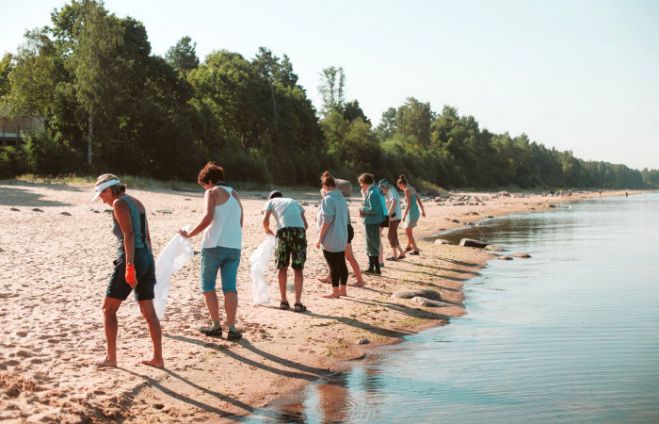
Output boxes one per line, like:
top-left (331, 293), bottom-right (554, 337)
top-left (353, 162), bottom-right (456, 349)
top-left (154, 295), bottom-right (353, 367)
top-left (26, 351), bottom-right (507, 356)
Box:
top-left (227, 328), bottom-right (242, 341)
top-left (199, 323), bottom-right (222, 337)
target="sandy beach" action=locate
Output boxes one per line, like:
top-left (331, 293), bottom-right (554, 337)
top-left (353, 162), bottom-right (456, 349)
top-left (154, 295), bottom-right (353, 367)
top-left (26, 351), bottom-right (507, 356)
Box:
top-left (0, 179), bottom-right (632, 422)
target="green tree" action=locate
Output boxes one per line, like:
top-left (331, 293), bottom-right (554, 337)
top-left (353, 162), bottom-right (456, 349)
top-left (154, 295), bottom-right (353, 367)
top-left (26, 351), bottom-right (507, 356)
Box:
top-left (318, 66), bottom-right (345, 114)
top-left (165, 36), bottom-right (199, 73)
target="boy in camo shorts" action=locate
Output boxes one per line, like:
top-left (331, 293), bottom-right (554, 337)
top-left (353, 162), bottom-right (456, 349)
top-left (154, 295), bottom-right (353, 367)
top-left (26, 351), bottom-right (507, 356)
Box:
top-left (262, 191), bottom-right (309, 312)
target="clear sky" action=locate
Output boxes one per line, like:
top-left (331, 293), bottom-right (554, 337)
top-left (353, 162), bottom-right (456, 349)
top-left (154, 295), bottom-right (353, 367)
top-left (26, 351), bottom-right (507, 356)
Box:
top-left (2, 0), bottom-right (658, 169)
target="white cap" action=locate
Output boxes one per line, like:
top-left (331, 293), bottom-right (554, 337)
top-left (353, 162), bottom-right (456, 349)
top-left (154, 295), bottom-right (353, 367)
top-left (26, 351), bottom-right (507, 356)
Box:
top-left (91, 178), bottom-right (120, 201)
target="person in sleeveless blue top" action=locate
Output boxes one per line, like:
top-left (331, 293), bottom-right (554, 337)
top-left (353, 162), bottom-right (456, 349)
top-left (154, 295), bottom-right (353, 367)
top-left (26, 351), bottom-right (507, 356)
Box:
top-left (397, 174), bottom-right (426, 255)
top-left (92, 174), bottom-right (163, 369)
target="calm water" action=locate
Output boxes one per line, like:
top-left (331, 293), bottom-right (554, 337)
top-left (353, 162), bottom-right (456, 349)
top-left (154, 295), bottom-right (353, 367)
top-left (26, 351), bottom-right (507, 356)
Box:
top-left (245, 193), bottom-right (659, 423)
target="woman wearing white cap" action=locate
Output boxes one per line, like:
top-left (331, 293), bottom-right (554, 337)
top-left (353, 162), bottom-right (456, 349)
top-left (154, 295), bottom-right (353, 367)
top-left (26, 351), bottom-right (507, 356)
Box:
top-left (92, 173), bottom-right (163, 369)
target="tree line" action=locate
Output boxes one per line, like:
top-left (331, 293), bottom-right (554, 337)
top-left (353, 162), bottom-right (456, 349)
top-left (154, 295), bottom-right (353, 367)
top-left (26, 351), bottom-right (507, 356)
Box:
top-left (1, 0), bottom-right (657, 191)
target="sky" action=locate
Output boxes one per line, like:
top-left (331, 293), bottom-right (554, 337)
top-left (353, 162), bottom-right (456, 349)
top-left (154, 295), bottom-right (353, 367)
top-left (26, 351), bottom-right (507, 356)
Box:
top-left (1, 0), bottom-right (658, 170)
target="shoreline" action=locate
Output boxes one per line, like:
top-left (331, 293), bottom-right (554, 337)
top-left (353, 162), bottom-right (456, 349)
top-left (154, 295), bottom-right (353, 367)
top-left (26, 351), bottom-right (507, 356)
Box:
top-left (0, 181), bottom-right (642, 422)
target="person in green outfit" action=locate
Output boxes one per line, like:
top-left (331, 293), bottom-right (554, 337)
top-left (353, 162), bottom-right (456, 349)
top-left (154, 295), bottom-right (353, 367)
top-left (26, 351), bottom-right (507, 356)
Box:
top-left (358, 173), bottom-right (385, 274)
top-left (397, 175), bottom-right (426, 255)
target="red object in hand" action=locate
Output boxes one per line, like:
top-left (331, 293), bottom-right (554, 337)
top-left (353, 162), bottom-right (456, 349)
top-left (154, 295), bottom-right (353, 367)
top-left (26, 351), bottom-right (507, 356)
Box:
top-left (125, 263), bottom-right (137, 288)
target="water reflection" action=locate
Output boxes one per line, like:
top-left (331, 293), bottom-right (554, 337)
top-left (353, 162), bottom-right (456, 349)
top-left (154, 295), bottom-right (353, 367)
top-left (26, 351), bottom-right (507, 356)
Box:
top-left (245, 194), bottom-right (659, 423)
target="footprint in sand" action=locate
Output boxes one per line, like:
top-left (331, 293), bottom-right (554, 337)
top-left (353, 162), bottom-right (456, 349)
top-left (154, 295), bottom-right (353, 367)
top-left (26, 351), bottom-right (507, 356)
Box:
top-left (15, 350), bottom-right (31, 359)
top-left (0, 293), bottom-right (19, 299)
top-left (15, 331), bottom-right (27, 337)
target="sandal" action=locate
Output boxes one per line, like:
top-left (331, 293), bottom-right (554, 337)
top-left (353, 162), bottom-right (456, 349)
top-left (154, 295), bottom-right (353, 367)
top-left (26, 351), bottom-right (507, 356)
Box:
top-left (397, 254), bottom-right (406, 260)
top-left (199, 323), bottom-right (222, 337)
top-left (385, 256), bottom-right (398, 261)
top-left (293, 303), bottom-right (307, 313)
top-left (404, 246), bottom-right (413, 252)
top-left (410, 249), bottom-right (420, 255)
top-left (280, 300), bottom-right (290, 310)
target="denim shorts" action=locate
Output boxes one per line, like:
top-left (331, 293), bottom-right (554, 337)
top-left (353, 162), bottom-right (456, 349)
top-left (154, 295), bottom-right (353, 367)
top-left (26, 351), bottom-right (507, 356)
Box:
top-left (200, 246), bottom-right (241, 293)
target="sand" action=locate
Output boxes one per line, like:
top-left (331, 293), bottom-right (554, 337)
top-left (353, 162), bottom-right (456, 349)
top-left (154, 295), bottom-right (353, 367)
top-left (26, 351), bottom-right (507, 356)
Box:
top-left (0, 180), bottom-right (633, 422)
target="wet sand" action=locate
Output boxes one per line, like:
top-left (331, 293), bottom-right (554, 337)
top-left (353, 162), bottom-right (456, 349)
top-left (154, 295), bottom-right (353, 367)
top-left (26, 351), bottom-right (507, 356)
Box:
top-left (0, 179), bottom-right (633, 422)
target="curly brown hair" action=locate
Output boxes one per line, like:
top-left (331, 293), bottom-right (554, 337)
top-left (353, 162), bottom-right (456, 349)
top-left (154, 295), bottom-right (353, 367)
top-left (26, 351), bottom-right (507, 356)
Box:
top-left (197, 162), bottom-right (225, 185)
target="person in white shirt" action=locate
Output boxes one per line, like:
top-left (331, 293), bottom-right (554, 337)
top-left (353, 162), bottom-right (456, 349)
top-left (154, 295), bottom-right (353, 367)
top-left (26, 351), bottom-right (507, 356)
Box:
top-left (263, 190), bottom-right (309, 312)
top-left (179, 162), bottom-right (243, 341)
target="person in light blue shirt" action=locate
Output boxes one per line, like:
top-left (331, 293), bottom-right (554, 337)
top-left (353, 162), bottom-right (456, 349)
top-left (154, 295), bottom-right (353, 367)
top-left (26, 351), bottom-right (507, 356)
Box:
top-left (315, 172), bottom-right (349, 298)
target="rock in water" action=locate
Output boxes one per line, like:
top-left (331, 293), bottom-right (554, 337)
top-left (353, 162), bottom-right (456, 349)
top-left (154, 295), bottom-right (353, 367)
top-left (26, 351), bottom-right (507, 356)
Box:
top-left (411, 297), bottom-right (447, 307)
top-left (485, 244), bottom-right (505, 252)
top-left (497, 256), bottom-right (514, 261)
top-left (357, 338), bottom-right (370, 345)
top-left (511, 252), bottom-right (532, 258)
top-left (434, 239), bottom-right (451, 245)
top-left (459, 238), bottom-right (488, 248)
top-left (392, 289), bottom-right (441, 301)
top-left (335, 179), bottom-right (352, 198)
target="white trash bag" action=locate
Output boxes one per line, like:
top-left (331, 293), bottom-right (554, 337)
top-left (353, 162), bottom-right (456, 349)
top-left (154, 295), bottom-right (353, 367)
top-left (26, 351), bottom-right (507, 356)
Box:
top-left (154, 226), bottom-right (194, 319)
top-left (249, 235), bottom-right (275, 305)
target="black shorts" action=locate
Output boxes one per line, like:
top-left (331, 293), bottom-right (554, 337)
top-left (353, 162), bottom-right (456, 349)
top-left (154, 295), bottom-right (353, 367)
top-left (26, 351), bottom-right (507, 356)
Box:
top-left (347, 224), bottom-right (354, 244)
top-left (107, 248), bottom-right (156, 301)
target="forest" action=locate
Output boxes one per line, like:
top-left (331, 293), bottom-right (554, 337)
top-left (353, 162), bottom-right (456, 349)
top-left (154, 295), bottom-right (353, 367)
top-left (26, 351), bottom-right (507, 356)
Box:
top-left (1, 0), bottom-right (658, 190)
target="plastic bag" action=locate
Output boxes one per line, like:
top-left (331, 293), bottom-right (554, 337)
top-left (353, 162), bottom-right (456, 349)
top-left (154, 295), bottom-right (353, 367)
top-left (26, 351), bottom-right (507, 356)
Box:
top-left (154, 226), bottom-right (194, 319)
top-left (249, 235), bottom-right (275, 305)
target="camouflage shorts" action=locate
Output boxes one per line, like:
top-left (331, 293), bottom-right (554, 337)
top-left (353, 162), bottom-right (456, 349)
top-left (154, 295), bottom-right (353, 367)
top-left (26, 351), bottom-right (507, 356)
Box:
top-left (275, 227), bottom-right (307, 270)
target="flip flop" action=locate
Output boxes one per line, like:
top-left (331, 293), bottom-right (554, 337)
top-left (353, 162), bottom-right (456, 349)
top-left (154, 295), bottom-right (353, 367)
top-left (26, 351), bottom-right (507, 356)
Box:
top-left (293, 303), bottom-right (307, 313)
top-left (280, 300), bottom-right (290, 310)
top-left (386, 256), bottom-right (398, 261)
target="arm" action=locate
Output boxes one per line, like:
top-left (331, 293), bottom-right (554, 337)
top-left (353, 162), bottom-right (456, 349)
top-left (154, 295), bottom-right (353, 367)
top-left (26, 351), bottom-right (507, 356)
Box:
top-left (387, 194), bottom-right (396, 217)
top-left (416, 193), bottom-right (426, 217)
top-left (114, 199), bottom-right (135, 265)
top-left (360, 190), bottom-right (378, 215)
top-left (315, 222), bottom-right (331, 249)
top-left (114, 199), bottom-right (137, 288)
top-left (232, 190), bottom-right (244, 227)
top-left (263, 210), bottom-right (274, 235)
top-left (402, 189), bottom-right (411, 221)
top-left (180, 190), bottom-right (215, 238)
top-left (301, 211), bottom-right (308, 230)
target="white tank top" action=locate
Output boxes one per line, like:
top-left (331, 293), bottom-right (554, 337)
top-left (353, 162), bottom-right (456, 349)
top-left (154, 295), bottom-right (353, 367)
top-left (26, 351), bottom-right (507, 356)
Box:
top-left (201, 186), bottom-right (243, 250)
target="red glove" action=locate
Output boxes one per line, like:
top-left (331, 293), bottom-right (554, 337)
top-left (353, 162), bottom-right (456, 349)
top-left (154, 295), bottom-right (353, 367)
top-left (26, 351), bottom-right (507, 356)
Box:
top-left (125, 263), bottom-right (137, 288)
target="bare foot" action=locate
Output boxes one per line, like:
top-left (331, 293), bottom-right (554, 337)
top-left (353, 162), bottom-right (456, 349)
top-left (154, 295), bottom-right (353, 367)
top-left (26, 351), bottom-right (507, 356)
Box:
top-left (317, 276), bottom-right (331, 284)
top-left (353, 281), bottom-right (365, 287)
top-left (322, 293), bottom-right (340, 299)
top-left (338, 289), bottom-right (348, 297)
top-left (96, 358), bottom-right (117, 368)
top-left (140, 358), bottom-right (165, 369)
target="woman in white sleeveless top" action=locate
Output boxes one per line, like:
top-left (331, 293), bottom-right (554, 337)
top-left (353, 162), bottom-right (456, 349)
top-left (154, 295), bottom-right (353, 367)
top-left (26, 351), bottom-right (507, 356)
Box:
top-left (179, 162), bottom-right (243, 341)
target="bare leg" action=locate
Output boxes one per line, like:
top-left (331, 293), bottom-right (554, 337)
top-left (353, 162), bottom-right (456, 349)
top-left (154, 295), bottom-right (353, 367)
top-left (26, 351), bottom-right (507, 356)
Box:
top-left (409, 228), bottom-right (418, 251)
top-left (405, 227), bottom-right (415, 251)
top-left (138, 300), bottom-right (164, 369)
top-left (293, 269), bottom-right (303, 304)
top-left (203, 291), bottom-right (221, 322)
top-left (278, 267), bottom-right (288, 302)
top-left (345, 244), bottom-right (364, 286)
top-left (224, 291), bottom-right (238, 327)
top-left (378, 229), bottom-right (384, 264)
top-left (338, 285), bottom-right (347, 297)
top-left (98, 297), bottom-right (122, 367)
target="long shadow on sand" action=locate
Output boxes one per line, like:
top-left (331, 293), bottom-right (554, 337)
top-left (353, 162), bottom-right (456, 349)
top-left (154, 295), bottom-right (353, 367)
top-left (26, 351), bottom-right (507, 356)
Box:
top-left (0, 185), bottom-right (74, 207)
top-left (342, 297), bottom-right (455, 321)
top-left (166, 334), bottom-right (330, 383)
top-left (120, 367), bottom-right (240, 420)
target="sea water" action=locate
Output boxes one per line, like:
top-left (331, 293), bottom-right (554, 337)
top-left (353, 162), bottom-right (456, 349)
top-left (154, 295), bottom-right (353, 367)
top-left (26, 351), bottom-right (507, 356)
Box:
top-left (245, 193), bottom-right (659, 423)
